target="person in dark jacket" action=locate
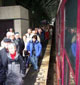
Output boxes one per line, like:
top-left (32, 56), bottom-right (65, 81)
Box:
top-left (10, 32), bottom-right (19, 49)
top-left (5, 43), bottom-right (25, 85)
top-left (15, 32), bottom-right (24, 56)
top-left (38, 28), bottom-right (45, 46)
top-left (0, 38), bottom-right (11, 85)
top-left (0, 56), bottom-right (6, 85)
top-left (27, 35), bottom-right (42, 70)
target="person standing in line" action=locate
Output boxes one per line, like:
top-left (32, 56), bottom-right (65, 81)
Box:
top-left (5, 43), bottom-right (25, 85)
top-left (23, 28), bottom-right (32, 50)
top-left (35, 27), bottom-right (38, 34)
top-left (10, 32), bottom-right (19, 49)
top-left (32, 30), bottom-right (41, 42)
top-left (9, 28), bottom-right (14, 33)
top-left (0, 38), bottom-right (12, 85)
top-left (1, 32), bottom-right (12, 48)
top-left (15, 32), bottom-right (24, 56)
top-left (38, 28), bottom-right (45, 46)
top-left (27, 35), bottom-right (42, 70)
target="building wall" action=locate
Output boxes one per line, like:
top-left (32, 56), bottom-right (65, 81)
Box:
top-left (14, 19), bottom-right (29, 37)
top-left (0, 6), bottom-right (29, 36)
top-left (21, 20), bottom-right (29, 36)
top-left (14, 20), bottom-right (21, 35)
top-left (0, 6), bottom-right (29, 19)
top-left (20, 6), bottom-right (29, 36)
top-left (0, 6), bottom-right (21, 19)
top-left (20, 6), bottom-right (29, 19)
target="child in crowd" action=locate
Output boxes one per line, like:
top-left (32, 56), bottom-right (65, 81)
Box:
top-left (5, 43), bottom-right (25, 85)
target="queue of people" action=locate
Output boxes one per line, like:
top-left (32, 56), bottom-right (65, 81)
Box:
top-left (0, 25), bottom-right (51, 85)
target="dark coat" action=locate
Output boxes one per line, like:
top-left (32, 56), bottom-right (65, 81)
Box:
top-left (0, 48), bottom-right (8, 82)
top-left (7, 52), bottom-right (25, 74)
top-left (5, 53), bottom-right (25, 85)
top-left (16, 38), bottom-right (24, 56)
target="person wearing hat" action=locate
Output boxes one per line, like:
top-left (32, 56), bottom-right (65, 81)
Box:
top-left (0, 38), bottom-right (11, 85)
top-left (27, 35), bottom-right (42, 70)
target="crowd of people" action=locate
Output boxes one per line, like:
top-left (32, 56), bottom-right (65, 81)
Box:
top-left (0, 25), bottom-right (52, 85)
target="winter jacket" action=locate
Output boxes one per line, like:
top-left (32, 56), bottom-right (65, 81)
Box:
top-left (16, 38), bottom-right (24, 56)
top-left (27, 40), bottom-right (42, 57)
top-left (0, 56), bottom-right (6, 82)
top-left (0, 48), bottom-right (8, 82)
top-left (7, 52), bottom-right (25, 74)
top-left (5, 53), bottom-right (25, 85)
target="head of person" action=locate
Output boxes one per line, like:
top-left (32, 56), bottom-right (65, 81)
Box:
top-left (32, 35), bottom-right (37, 42)
top-left (10, 32), bottom-right (15, 40)
top-left (35, 28), bottom-right (38, 34)
top-left (27, 28), bottom-right (32, 34)
top-left (8, 43), bottom-right (16, 54)
top-left (3, 38), bottom-right (11, 49)
top-left (32, 30), bottom-right (36, 34)
top-left (38, 28), bottom-right (42, 34)
top-left (6, 32), bottom-right (12, 39)
top-left (9, 28), bottom-right (13, 32)
top-left (15, 32), bottom-right (20, 39)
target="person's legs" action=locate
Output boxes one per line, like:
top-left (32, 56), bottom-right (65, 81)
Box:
top-left (34, 57), bottom-right (38, 70)
top-left (29, 56), bottom-right (35, 67)
top-left (29, 56), bottom-right (38, 70)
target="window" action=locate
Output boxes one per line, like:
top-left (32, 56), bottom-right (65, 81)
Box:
top-left (65, 0), bottom-right (77, 71)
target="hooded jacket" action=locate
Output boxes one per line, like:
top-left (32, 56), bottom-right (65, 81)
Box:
top-left (27, 40), bottom-right (42, 57)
